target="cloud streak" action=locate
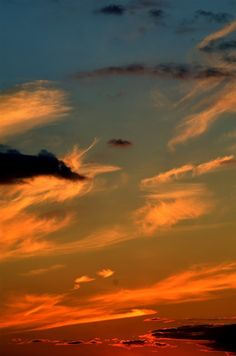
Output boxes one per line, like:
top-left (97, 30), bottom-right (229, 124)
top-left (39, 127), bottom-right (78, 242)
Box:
top-left (141, 155), bottom-right (235, 186)
top-left (74, 63), bottom-right (234, 81)
top-left (169, 82), bottom-right (236, 148)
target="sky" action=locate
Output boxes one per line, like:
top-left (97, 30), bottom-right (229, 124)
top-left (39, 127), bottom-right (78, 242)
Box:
top-left (1, 0), bottom-right (236, 355)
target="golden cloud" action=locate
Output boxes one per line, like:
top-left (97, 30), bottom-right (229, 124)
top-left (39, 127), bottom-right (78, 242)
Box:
top-left (0, 144), bottom-right (121, 261)
top-left (0, 81), bottom-right (70, 138)
top-left (141, 155), bottom-right (234, 187)
top-left (134, 184), bottom-right (213, 236)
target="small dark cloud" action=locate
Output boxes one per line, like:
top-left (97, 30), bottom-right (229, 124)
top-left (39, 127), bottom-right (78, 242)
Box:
top-left (152, 324), bottom-right (236, 354)
top-left (74, 63), bottom-right (234, 81)
top-left (0, 145), bottom-right (85, 184)
top-left (122, 339), bottom-right (146, 346)
top-left (97, 4), bottom-right (126, 15)
top-left (108, 139), bottom-right (132, 147)
top-left (65, 340), bottom-right (83, 345)
top-left (149, 8), bottom-right (164, 18)
top-left (195, 9), bottom-right (233, 24)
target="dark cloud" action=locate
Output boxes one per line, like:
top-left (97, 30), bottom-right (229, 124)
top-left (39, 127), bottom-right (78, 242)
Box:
top-left (195, 9), bottom-right (233, 24)
top-left (14, 338), bottom-right (85, 346)
top-left (201, 39), bottom-right (236, 53)
top-left (223, 54), bottom-right (236, 63)
top-left (129, 0), bottom-right (168, 10)
top-left (65, 340), bottom-right (83, 345)
top-left (97, 4), bottom-right (126, 15)
top-left (149, 8), bottom-right (164, 17)
top-left (152, 324), bottom-right (236, 354)
top-left (149, 8), bottom-right (165, 21)
top-left (74, 63), bottom-right (234, 81)
top-left (0, 146), bottom-right (85, 184)
top-left (121, 339), bottom-right (146, 346)
top-left (108, 139), bottom-right (132, 147)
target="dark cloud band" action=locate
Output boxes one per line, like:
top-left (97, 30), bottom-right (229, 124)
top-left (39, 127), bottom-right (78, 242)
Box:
top-left (152, 324), bottom-right (236, 354)
top-left (74, 63), bottom-right (234, 81)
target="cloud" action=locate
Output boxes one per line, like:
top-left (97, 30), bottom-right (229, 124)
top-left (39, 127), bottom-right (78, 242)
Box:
top-left (0, 146), bottom-right (86, 184)
top-left (21, 264), bottom-right (65, 277)
top-left (151, 324), bottom-right (236, 354)
top-left (97, 268), bottom-right (114, 278)
top-left (141, 155), bottom-right (235, 186)
top-left (0, 81), bottom-right (70, 139)
top-left (93, 262), bottom-right (236, 307)
top-left (149, 9), bottom-right (165, 20)
top-left (74, 275), bottom-right (95, 290)
top-left (195, 10), bottom-right (233, 24)
top-left (201, 39), bottom-right (236, 53)
top-left (198, 20), bottom-right (236, 50)
top-left (134, 184), bottom-right (212, 236)
top-left (96, 5), bottom-right (126, 15)
top-left (2, 262), bottom-right (236, 332)
top-left (169, 82), bottom-right (236, 148)
top-left (74, 63), bottom-right (233, 81)
top-left (108, 139), bottom-right (132, 147)
top-left (0, 293), bottom-right (155, 331)
top-left (0, 144), bottom-right (121, 262)
top-left (13, 337), bottom-right (101, 346)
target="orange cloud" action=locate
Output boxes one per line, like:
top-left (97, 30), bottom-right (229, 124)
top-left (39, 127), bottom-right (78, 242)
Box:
top-left (169, 83), bottom-right (236, 148)
top-left (2, 262), bottom-right (235, 332)
top-left (198, 20), bottom-right (236, 49)
top-left (74, 275), bottom-right (95, 289)
top-left (0, 144), bottom-right (121, 261)
top-left (134, 184), bottom-right (212, 235)
top-left (97, 268), bottom-right (115, 278)
top-left (21, 265), bottom-right (65, 277)
top-left (141, 155), bottom-right (234, 187)
top-left (0, 262), bottom-right (236, 331)
top-left (0, 293), bottom-right (155, 332)
top-left (93, 262), bottom-right (236, 307)
top-left (0, 81), bottom-right (70, 138)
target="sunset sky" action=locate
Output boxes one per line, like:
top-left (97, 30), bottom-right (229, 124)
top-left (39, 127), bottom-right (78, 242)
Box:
top-left (1, 1), bottom-right (236, 355)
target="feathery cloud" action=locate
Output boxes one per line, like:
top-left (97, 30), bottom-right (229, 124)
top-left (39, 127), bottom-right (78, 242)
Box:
top-left (0, 81), bottom-right (70, 139)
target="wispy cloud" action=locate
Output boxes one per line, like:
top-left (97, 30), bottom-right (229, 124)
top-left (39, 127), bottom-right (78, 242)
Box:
top-left (198, 20), bottom-right (236, 50)
top-left (0, 81), bottom-right (70, 139)
top-left (141, 155), bottom-right (235, 186)
top-left (0, 144), bottom-right (121, 262)
top-left (21, 265), bottom-right (65, 277)
top-left (0, 293), bottom-right (155, 331)
top-left (134, 184), bottom-right (212, 236)
top-left (93, 262), bottom-right (236, 306)
top-left (2, 262), bottom-right (236, 332)
top-left (169, 82), bottom-right (236, 148)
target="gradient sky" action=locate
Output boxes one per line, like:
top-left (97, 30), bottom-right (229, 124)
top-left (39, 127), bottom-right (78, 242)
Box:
top-left (1, 0), bottom-right (236, 355)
